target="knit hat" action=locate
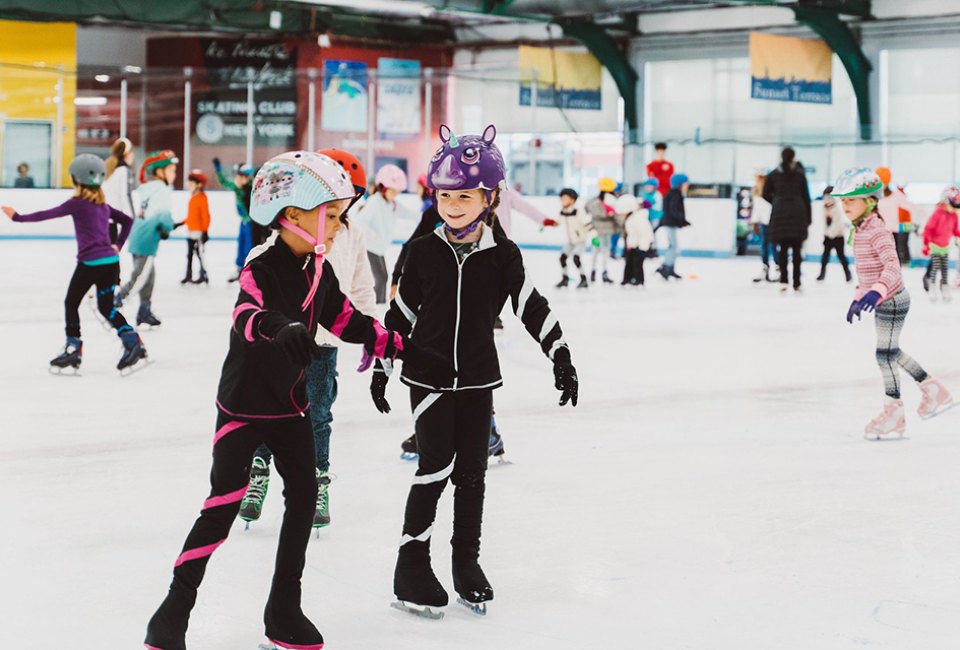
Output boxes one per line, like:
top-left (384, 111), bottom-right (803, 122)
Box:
top-left (641, 177), bottom-right (659, 189)
top-left (670, 173), bottom-right (689, 189)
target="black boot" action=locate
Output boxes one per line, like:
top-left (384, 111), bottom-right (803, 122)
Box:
top-left (394, 540), bottom-right (448, 607)
top-left (844, 266), bottom-right (852, 283)
top-left (667, 266), bottom-right (682, 279)
top-left (452, 553), bottom-right (494, 608)
top-left (137, 303), bottom-right (162, 327)
top-left (656, 266), bottom-right (670, 281)
top-left (555, 275), bottom-right (570, 288)
top-left (576, 274), bottom-right (589, 289)
top-left (590, 270), bottom-right (596, 283)
top-left (145, 588), bottom-right (196, 650)
top-left (601, 271), bottom-right (614, 284)
top-left (816, 266), bottom-right (827, 282)
top-left (264, 584), bottom-right (324, 650)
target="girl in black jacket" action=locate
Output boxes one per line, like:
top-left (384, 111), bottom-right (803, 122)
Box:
top-left (145, 152), bottom-right (446, 650)
top-left (763, 147), bottom-right (812, 292)
top-left (372, 125), bottom-right (579, 618)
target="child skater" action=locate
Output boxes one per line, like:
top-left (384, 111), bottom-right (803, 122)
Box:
top-left (115, 150), bottom-right (178, 327)
top-left (2, 154), bottom-right (146, 372)
top-left (816, 185), bottom-right (852, 283)
top-left (657, 173), bottom-right (690, 280)
top-left (556, 187), bottom-right (595, 289)
top-left (213, 158), bottom-right (255, 281)
top-left (237, 148), bottom-right (375, 530)
top-left (371, 124), bottom-right (579, 618)
top-left (833, 168), bottom-right (954, 440)
top-left (144, 151), bottom-right (450, 650)
top-left (181, 169), bottom-right (211, 285)
top-left (921, 186), bottom-right (960, 302)
top-left (614, 194), bottom-right (654, 286)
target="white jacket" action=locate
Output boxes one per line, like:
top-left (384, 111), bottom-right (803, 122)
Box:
top-left (102, 165), bottom-right (136, 218)
top-left (624, 210), bottom-right (654, 251)
top-left (749, 195), bottom-right (772, 226)
top-left (246, 226), bottom-right (377, 347)
top-left (823, 200), bottom-right (849, 239)
top-left (353, 192), bottom-right (416, 256)
top-left (560, 205), bottom-right (596, 245)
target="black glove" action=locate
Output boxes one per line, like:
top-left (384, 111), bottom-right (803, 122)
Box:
top-left (552, 346), bottom-right (579, 407)
top-left (158, 226), bottom-right (170, 240)
top-left (398, 338), bottom-right (456, 386)
top-left (370, 362), bottom-right (391, 414)
top-left (273, 322), bottom-right (320, 366)
top-left (201, 231), bottom-right (210, 244)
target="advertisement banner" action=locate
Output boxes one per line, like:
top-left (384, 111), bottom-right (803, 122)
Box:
top-left (321, 60), bottom-right (368, 133)
top-left (376, 58), bottom-right (421, 140)
top-left (750, 33), bottom-right (832, 105)
top-left (193, 38), bottom-right (298, 147)
top-left (518, 45), bottom-right (601, 110)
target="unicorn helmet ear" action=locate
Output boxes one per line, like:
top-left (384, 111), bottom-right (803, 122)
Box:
top-left (482, 124), bottom-right (497, 144)
top-left (439, 124), bottom-right (451, 143)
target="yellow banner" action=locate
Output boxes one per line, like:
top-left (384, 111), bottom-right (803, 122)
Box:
top-left (750, 33), bottom-right (832, 104)
top-left (519, 45), bottom-right (601, 110)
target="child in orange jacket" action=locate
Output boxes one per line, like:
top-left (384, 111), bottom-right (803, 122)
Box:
top-left (182, 169), bottom-right (211, 284)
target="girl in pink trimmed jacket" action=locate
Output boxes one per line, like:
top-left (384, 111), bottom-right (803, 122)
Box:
top-left (921, 187), bottom-right (960, 301)
top-left (832, 168), bottom-right (954, 440)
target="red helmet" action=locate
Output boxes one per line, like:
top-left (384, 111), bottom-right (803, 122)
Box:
top-left (317, 148), bottom-right (366, 195)
top-left (187, 169), bottom-right (208, 186)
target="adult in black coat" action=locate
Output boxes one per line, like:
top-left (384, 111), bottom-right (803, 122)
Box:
top-left (763, 147), bottom-right (811, 291)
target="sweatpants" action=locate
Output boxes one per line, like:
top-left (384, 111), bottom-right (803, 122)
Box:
top-left (398, 387), bottom-right (493, 569)
top-left (874, 289), bottom-right (928, 399)
top-left (63, 262), bottom-right (130, 338)
top-left (368, 252), bottom-right (389, 304)
top-left (777, 239), bottom-right (804, 288)
top-left (146, 412), bottom-right (320, 647)
top-left (929, 253), bottom-right (949, 287)
top-left (118, 254), bottom-right (156, 306)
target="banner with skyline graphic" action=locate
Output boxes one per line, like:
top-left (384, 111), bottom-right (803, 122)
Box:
top-left (750, 33), bottom-right (832, 105)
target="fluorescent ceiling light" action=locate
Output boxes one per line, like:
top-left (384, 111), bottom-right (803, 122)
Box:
top-left (95, 74), bottom-right (110, 83)
top-left (75, 96), bottom-right (108, 106)
top-left (289, 0), bottom-right (434, 17)
top-left (123, 65), bottom-right (142, 74)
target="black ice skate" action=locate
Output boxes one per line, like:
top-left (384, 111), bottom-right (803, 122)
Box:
top-left (239, 457), bottom-right (270, 529)
top-left (392, 541), bottom-right (448, 619)
top-left (576, 274), bottom-right (589, 289)
top-left (145, 588), bottom-right (195, 650)
top-left (555, 275), bottom-right (570, 288)
top-left (602, 271), bottom-right (614, 284)
top-left (49, 337), bottom-right (82, 375)
top-left (452, 555), bottom-right (494, 616)
top-left (667, 266), bottom-right (683, 280)
top-left (400, 433), bottom-right (418, 461)
top-left (313, 470), bottom-right (332, 531)
top-left (137, 303), bottom-right (162, 328)
top-left (117, 328), bottom-right (149, 374)
top-left (192, 271), bottom-right (209, 285)
top-left (264, 592), bottom-right (324, 650)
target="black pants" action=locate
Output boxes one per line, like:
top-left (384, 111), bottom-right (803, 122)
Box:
top-left (777, 239), bottom-right (804, 288)
top-left (399, 388), bottom-right (492, 564)
top-left (368, 252), bottom-right (389, 304)
top-left (147, 413), bottom-right (319, 647)
top-left (64, 262), bottom-right (130, 338)
top-left (184, 238), bottom-right (207, 281)
top-left (820, 236), bottom-right (850, 277)
top-left (894, 232), bottom-right (911, 264)
top-left (622, 248), bottom-right (645, 285)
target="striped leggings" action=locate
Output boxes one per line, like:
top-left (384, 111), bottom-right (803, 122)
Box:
top-left (929, 253), bottom-right (949, 286)
top-left (146, 413), bottom-right (318, 649)
top-left (874, 289), bottom-right (928, 399)
top-left (398, 388), bottom-right (492, 564)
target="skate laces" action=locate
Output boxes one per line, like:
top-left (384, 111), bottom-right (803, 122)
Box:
top-left (245, 462), bottom-right (270, 503)
top-left (316, 471), bottom-right (335, 509)
top-left (870, 401), bottom-right (900, 426)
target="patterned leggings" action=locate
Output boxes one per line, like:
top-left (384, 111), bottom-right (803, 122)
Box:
top-left (874, 289), bottom-right (928, 399)
top-left (929, 254), bottom-right (949, 286)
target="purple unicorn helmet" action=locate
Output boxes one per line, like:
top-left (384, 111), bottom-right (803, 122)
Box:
top-left (426, 124), bottom-right (506, 193)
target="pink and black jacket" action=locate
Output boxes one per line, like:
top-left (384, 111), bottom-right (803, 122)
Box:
top-left (217, 235), bottom-right (400, 420)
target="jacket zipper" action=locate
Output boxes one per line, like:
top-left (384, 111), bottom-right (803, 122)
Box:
top-left (440, 238), bottom-right (485, 391)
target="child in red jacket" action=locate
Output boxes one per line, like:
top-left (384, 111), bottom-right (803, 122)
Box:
top-left (921, 186), bottom-right (960, 302)
top-left (181, 169), bottom-right (211, 284)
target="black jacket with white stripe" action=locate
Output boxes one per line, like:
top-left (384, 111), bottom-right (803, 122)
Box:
top-left (386, 223), bottom-right (567, 391)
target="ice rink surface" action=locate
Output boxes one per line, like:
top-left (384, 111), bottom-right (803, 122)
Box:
top-left (4, 240), bottom-right (960, 650)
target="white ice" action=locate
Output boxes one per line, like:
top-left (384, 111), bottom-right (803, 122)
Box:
top-left (4, 240), bottom-right (960, 650)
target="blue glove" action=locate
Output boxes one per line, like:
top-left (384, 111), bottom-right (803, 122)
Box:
top-left (847, 290), bottom-right (882, 323)
top-left (212, 157), bottom-right (222, 173)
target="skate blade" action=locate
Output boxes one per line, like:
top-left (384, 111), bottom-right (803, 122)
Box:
top-left (258, 644), bottom-right (277, 650)
top-left (456, 597), bottom-right (488, 616)
top-left (920, 400), bottom-right (958, 421)
top-left (863, 430), bottom-right (907, 441)
top-left (119, 358), bottom-right (154, 377)
top-left (489, 455), bottom-right (512, 467)
top-left (390, 600), bottom-right (444, 619)
top-left (48, 366), bottom-right (81, 377)
top-left (400, 452), bottom-right (419, 461)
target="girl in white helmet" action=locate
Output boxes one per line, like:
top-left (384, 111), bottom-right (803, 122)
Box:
top-left (353, 163), bottom-right (416, 303)
top-left (833, 167), bottom-right (954, 440)
top-left (144, 151), bottom-right (451, 650)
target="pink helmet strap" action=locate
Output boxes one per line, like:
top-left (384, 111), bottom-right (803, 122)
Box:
top-left (279, 203), bottom-right (328, 311)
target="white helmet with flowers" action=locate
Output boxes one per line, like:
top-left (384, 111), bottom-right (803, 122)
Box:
top-left (250, 150), bottom-right (356, 310)
top-left (831, 167), bottom-right (884, 201)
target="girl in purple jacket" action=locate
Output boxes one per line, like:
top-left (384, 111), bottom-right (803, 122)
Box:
top-left (2, 154), bottom-right (146, 372)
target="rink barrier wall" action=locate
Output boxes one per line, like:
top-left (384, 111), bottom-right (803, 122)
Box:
top-left (0, 189), bottom-right (951, 263)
